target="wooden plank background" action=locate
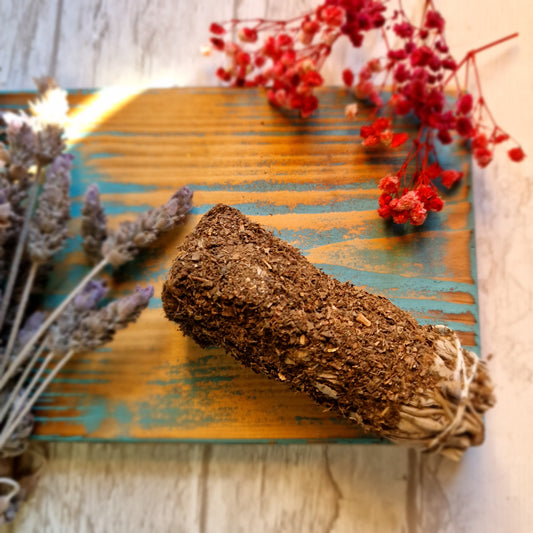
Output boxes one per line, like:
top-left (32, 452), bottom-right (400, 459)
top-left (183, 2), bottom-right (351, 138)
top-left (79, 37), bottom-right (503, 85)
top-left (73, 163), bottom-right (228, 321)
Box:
top-left (1, 87), bottom-right (478, 442)
top-left (1, 1), bottom-right (532, 532)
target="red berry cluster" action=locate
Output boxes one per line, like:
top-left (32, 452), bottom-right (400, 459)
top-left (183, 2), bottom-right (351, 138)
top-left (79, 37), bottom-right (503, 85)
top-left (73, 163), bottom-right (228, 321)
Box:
top-left (208, 0), bottom-right (524, 226)
top-left (377, 168), bottom-right (446, 226)
top-left (208, 1), bottom-right (389, 118)
top-left (360, 116), bottom-right (408, 148)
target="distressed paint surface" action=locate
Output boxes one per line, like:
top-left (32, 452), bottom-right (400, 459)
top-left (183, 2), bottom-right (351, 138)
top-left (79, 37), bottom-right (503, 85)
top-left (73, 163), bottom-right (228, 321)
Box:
top-left (0, 87), bottom-right (478, 442)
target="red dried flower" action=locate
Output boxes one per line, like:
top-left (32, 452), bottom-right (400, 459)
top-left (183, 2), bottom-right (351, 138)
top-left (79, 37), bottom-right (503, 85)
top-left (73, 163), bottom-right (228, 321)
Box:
top-left (457, 93), bottom-right (473, 114)
top-left (302, 71), bottom-right (324, 87)
top-left (239, 27), bottom-right (258, 43)
top-left (362, 135), bottom-right (380, 147)
top-left (342, 68), bottom-right (354, 87)
top-left (427, 196), bottom-right (444, 212)
top-left (207, 1), bottom-right (523, 226)
top-left (377, 204), bottom-right (393, 219)
top-left (474, 148), bottom-right (493, 168)
top-left (456, 116), bottom-right (474, 138)
top-left (210, 23), bottom-right (226, 35)
top-left (392, 211), bottom-right (409, 224)
top-left (441, 169), bottom-right (463, 188)
top-left (508, 147), bottom-right (525, 162)
top-left (380, 129), bottom-right (394, 146)
top-left (317, 5), bottom-right (345, 27)
top-left (397, 191), bottom-right (419, 211)
top-left (393, 21), bottom-right (414, 39)
top-left (425, 10), bottom-right (445, 33)
top-left (409, 203), bottom-right (428, 225)
top-left (210, 37), bottom-right (225, 51)
top-left (378, 175), bottom-right (400, 195)
top-left (344, 103), bottom-right (358, 119)
top-left (391, 132), bottom-right (408, 148)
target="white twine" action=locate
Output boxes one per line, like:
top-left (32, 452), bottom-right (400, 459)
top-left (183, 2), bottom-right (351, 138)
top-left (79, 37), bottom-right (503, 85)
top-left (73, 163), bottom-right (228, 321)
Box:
top-left (426, 325), bottom-right (479, 454)
top-left (0, 477), bottom-right (19, 514)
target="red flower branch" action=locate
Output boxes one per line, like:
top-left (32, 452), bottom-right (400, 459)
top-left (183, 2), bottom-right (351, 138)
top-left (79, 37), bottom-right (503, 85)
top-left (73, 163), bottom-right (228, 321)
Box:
top-left (207, 0), bottom-right (524, 226)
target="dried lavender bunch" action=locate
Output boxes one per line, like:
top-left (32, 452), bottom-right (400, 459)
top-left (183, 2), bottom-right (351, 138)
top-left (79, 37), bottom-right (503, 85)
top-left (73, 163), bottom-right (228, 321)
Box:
top-left (0, 80), bottom-right (193, 524)
top-left (0, 78), bottom-right (70, 340)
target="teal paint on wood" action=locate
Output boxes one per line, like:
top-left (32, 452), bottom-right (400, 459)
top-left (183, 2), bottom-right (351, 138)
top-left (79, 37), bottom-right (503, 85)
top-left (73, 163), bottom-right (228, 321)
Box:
top-left (0, 88), bottom-right (480, 442)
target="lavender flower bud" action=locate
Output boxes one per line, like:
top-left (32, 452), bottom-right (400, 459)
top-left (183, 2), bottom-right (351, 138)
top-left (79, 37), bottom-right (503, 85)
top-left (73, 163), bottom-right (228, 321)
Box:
top-left (27, 154), bottom-right (73, 264)
top-left (29, 78), bottom-right (68, 165)
top-left (0, 191), bottom-right (11, 231)
top-left (69, 285), bottom-right (153, 353)
top-left (2, 113), bottom-right (36, 171)
top-left (47, 280), bottom-right (108, 355)
top-left (0, 188), bottom-right (15, 273)
top-left (0, 174), bottom-right (31, 260)
top-left (73, 280), bottom-right (108, 310)
top-left (81, 184), bottom-right (107, 265)
top-left (0, 143), bottom-right (9, 171)
top-left (102, 186), bottom-right (193, 267)
top-left (16, 311), bottom-right (47, 348)
top-left (30, 77), bottom-right (69, 126)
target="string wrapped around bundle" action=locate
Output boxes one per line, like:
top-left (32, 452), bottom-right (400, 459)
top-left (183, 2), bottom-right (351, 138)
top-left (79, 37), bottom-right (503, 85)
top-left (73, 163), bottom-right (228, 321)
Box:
top-left (162, 205), bottom-right (495, 460)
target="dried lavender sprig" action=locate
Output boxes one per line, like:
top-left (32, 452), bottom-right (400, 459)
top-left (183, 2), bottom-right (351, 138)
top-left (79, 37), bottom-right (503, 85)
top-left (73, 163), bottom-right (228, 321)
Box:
top-left (2, 154), bottom-right (72, 366)
top-left (70, 285), bottom-right (154, 352)
top-left (15, 312), bottom-right (46, 349)
top-left (0, 172), bottom-right (31, 256)
top-left (0, 175), bottom-right (40, 339)
top-left (102, 186), bottom-right (193, 267)
top-left (2, 113), bottom-right (37, 172)
top-left (28, 78), bottom-right (68, 166)
top-left (0, 285), bottom-right (153, 450)
top-left (0, 191), bottom-right (11, 236)
top-left (81, 184), bottom-right (107, 265)
top-left (47, 279), bottom-right (107, 355)
top-left (27, 153), bottom-right (72, 264)
top-left (0, 191), bottom-right (12, 271)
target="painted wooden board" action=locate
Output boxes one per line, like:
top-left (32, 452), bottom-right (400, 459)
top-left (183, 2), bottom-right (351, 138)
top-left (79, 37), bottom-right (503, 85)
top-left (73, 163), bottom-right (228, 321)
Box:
top-left (1, 87), bottom-right (478, 442)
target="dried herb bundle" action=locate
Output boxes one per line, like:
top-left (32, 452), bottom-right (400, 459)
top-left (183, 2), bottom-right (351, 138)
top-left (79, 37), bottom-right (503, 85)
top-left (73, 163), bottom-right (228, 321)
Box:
top-left (163, 205), bottom-right (495, 460)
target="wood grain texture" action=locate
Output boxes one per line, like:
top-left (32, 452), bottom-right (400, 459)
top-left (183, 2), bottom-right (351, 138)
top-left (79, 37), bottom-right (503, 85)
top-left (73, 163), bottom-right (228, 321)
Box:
top-left (0, 88), bottom-right (478, 442)
top-left (1, 0), bottom-right (532, 532)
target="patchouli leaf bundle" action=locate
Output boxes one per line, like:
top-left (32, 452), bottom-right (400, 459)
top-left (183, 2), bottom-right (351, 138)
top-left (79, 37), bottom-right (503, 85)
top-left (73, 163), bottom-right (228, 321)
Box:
top-left (163, 205), bottom-right (495, 460)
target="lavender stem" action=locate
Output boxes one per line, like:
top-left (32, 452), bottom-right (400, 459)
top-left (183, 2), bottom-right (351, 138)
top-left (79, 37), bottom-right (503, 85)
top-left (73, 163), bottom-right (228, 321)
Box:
top-left (4, 349), bottom-right (53, 429)
top-left (1, 262), bottom-right (39, 374)
top-left (0, 340), bottom-right (47, 426)
top-left (0, 349), bottom-right (75, 450)
top-left (0, 256), bottom-right (109, 391)
top-left (0, 174), bottom-right (40, 336)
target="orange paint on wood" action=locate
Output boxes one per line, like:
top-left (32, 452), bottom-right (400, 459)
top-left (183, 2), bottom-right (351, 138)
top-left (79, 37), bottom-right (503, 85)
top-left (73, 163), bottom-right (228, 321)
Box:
top-left (0, 88), bottom-right (479, 441)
